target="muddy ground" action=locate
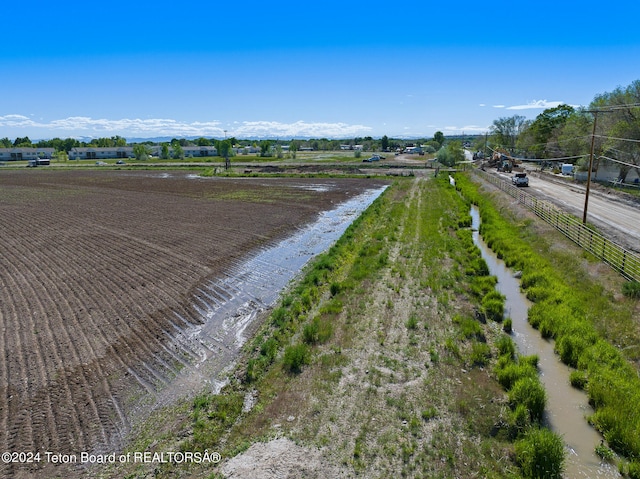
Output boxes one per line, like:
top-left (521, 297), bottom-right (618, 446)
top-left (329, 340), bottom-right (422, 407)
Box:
top-left (0, 169), bottom-right (387, 479)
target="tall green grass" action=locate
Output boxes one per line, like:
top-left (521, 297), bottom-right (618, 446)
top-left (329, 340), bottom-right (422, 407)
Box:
top-left (455, 172), bottom-right (640, 470)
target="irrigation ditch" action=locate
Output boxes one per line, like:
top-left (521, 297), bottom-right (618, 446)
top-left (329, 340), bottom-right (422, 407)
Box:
top-left (471, 205), bottom-right (619, 478)
top-left (457, 173), bottom-right (640, 478)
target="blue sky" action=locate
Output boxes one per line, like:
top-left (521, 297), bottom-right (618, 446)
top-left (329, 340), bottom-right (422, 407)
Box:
top-left (2, 0), bottom-right (640, 140)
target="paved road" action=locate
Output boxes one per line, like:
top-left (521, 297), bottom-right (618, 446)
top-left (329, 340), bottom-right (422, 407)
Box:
top-left (495, 169), bottom-right (640, 251)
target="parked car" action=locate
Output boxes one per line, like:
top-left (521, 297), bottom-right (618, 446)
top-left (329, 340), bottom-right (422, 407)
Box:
top-left (512, 172), bottom-right (529, 187)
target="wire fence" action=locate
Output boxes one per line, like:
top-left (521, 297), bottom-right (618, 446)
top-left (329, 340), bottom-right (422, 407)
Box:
top-left (472, 169), bottom-right (640, 282)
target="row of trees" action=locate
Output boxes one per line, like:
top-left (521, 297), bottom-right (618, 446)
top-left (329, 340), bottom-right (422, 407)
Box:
top-left (1, 134), bottom-right (450, 155)
top-left (484, 79), bottom-right (640, 181)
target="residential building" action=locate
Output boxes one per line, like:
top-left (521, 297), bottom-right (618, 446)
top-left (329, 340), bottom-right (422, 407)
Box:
top-left (0, 147), bottom-right (55, 161)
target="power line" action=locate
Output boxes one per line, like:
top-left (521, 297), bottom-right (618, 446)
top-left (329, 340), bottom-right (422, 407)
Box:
top-left (599, 155), bottom-right (640, 171)
top-left (486, 146), bottom-right (585, 163)
top-left (587, 102), bottom-right (640, 112)
top-left (594, 134), bottom-right (640, 144)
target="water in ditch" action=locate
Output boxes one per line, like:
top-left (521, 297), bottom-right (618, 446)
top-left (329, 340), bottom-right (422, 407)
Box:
top-left (151, 185), bottom-right (388, 403)
top-left (470, 206), bottom-right (619, 478)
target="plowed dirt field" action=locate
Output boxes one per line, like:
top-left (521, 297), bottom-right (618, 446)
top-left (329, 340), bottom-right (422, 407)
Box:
top-left (0, 169), bottom-right (386, 478)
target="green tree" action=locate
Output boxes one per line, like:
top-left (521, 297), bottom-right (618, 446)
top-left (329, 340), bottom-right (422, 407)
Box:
top-left (436, 140), bottom-right (465, 167)
top-left (260, 140), bottom-right (272, 157)
top-left (160, 143), bottom-right (170, 160)
top-left (196, 137), bottom-right (211, 146)
top-left (489, 115), bottom-right (529, 153)
top-left (1, 137), bottom-right (12, 148)
top-left (289, 140), bottom-right (301, 159)
top-left (591, 80), bottom-right (640, 181)
top-left (433, 131), bottom-right (445, 149)
top-left (132, 144), bottom-right (151, 161)
top-left (13, 136), bottom-right (32, 147)
top-left (555, 110), bottom-right (591, 163)
top-left (113, 135), bottom-right (127, 147)
top-left (172, 143), bottom-right (184, 160)
top-left (380, 135), bottom-right (389, 151)
top-left (216, 139), bottom-right (232, 169)
top-left (519, 105), bottom-right (575, 158)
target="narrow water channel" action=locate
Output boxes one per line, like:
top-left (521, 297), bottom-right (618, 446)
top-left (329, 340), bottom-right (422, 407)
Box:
top-left (151, 185), bottom-right (388, 402)
top-left (470, 206), bottom-right (619, 479)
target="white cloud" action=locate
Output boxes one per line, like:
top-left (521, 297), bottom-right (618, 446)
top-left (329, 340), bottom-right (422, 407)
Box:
top-left (0, 115), bottom-right (373, 139)
top-left (442, 125), bottom-right (490, 134)
top-left (492, 105), bottom-right (506, 109)
top-left (506, 100), bottom-right (565, 110)
top-left (233, 121), bottom-right (372, 138)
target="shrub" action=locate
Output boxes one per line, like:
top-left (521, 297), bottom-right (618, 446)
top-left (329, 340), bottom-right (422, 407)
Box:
top-left (556, 335), bottom-right (590, 368)
top-left (470, 275), bottom-right (497, 298)
top-left (629, 460), bottom-right (640, 479)
top-left (515, 428), bottom-right (565, 479)
top-left (509, 377), bottom-right (546, 424)
top-left (271, 307), bottom-right (287, 327)
top-left (406, 314), bottom-right (418, 330)
top-left (481, 291), bottom-right (505, 322)
top-left (303, 317), bottom-right (333, 345)
top-left (283, 343), bottom-right (310, 373)
top-left (496, 334), bottom-right (516, 358)
top-left (496, 362), bottom-right (537, 390)
top-left (470, 342), bottom-right (491, 366)
top-left (260, 337), bottom-right (278, 361)
top-left (569, 370), bottom-right (588, 389)
top-left (503, 317), bottom-right (513, 333)
top-left (622, 281), bottom-right (640, 299)
top-left (519, 355), bottom-right (539, 369)
top-left (421, 407), bottom-right (437, 421)
top-left (453, 314), bottom-right (484, 341)
top-left (509, 403), bottom-right (531, 439)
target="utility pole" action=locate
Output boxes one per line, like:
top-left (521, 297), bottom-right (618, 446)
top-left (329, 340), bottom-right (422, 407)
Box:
top-left (583, 110), bottom-right (598, 224)
top-left (583, 109), bottom-right (616, 224)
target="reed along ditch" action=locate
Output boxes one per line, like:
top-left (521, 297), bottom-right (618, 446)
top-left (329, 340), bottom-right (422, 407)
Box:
top-left (470, 206), bottom-right (620, 478)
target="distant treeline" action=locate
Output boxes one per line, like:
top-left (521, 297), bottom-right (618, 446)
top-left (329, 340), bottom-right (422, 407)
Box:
top-left (1, 133), bottom-right (479, 153)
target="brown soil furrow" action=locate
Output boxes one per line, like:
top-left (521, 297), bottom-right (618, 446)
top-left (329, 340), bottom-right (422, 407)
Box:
top-left (71, 265), bottom-right (188, 388)
top-left (139, 361), bottom-right (169, 390)
top-left (0, 259), bottom-right (72, 454)
top-left (0, 171), bottom-right (388, 478)
top-left (161, 325), bottom-right (205, 363)
top-left (33, 282), bottom-right (122, 451)
top-left (0, 235), bottom-right (127, 452)
top-left (0, 257), bottom-right (90, 453)
top-left (0, 304), bottom-right (10, 448)
top-left (125, 367), bottom-right (156, 395)
top-left (59, 273), bottom-right (165, 398)
top-left (155, 336), bottom-right (194, 370)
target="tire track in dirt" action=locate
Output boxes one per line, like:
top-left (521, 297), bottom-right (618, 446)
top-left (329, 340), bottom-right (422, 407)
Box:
top-left (2, 216), bottom-right (135, 456)
top-left (0, 171), bottom-right (388, 478)
top-left (0, 259), bottom-right (81, 478)
top-left (0, 248), bottom-right (92, 453)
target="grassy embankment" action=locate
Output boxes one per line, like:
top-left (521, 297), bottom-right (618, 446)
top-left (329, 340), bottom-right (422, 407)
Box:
top-left (109, 174), bottom-right (566, 479)
top-left (455, 172), bottom-right (640, 478)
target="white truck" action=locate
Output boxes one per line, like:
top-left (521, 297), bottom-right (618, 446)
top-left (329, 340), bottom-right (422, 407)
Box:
top-left (512, 172), bottom-right (529, 187)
